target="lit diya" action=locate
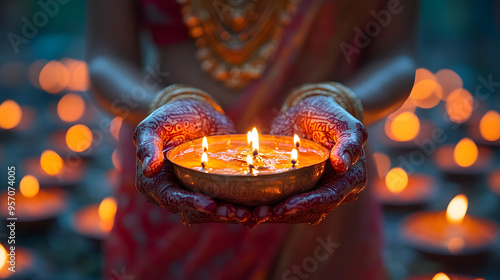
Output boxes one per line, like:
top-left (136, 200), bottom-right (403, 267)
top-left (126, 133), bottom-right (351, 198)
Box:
top-left (468, 110), bottom-right (500, 147)
top-left (0, 244), bottom-right (37, 279)
top-left (22, 150), bottom-right (85, 188)
top-left (433, 138), bottom-right (492, 178)
top-left (70, 197), bottom-right (117, 241)
top-left (167, 129), bottom-right (330, 205)
top-left (0, 175), bottom-right (67, 225)
top-left (373, 167), bottom-right (438, 207)
top-left (406, 272), bottom-right (485, 280)
top-left (400, 194), bottom-right (499, 257)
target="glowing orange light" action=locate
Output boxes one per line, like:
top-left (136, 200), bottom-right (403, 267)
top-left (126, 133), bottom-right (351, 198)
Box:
top-left (432, 272), bottom-right (451, 280)
top-left (110, 116), bottom-right (123, 141)
top-left (385, 111), bottom-right (420, 142)
top-left (63, 59), bottom-right (89, 92)
top-left (57, 93), bottom-right (85, 122)
top-left (0, 243), bottom-right (7, 272)
top-left (98, 197), bottom-right (117, 233)
top-left (385, 167), bottom-right (408, 193)
top-left (447, 237), bottom-right (465, 254)
top-left (66, 124), bottom-right (93, 152)
top-left (446, 194), bottom-right (468, 224)
top-left (410, 79), bottom-right (443, 108)
top-left (201, 152), bottom-right (208, 169)
top-left (453, 138), bottom-right (478, 167)
top-left (0, 100), bottom-right (22, 129)
top-left (291, 148), bottom-right (298, 167)
top-left (39, 60), bottom-right (69, 94)
top-left (19, 175), bottom-right (40, 198)
top-left (294, 134), bottom-right (300, 148)
top-left (373, 152), bottom-right (391, 178)
top-left (479, 110), bottom-right (500, 142)
top-left (446, 88), bottom-right (473, 123)
top-left (435, 69), bottom-right (463, 98)
top-left (252, 128), bottom-right (259, 155)
top-left (40, 150), bottom-right (63, 175)
top-left (202, 136), bottom-right (208, 152)
top-left (112, 149), bottom-right (122, 171)
top-left (247, 131), bottom-right (253, 146)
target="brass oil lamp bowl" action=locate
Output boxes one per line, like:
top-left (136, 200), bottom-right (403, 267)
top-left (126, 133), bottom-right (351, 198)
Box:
top-left (167, 132), bottom-right (330, 206)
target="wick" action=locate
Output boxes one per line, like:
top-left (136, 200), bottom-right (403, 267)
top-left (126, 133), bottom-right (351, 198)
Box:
top-left (248, 164), bottom-right (255, 174)
top-left (201, 162), bottom-right (206, 169)
top-left (291, 159), bottom-right (297, 168)
top-left (295, 143), bottom-right (300, 149)
top-left (252, 149), bottom-right (258, 157)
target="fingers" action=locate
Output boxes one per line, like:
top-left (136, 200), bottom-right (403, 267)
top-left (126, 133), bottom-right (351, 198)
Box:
top-left (273, 187), bottom-right (342, 216)
top-left (330, 122), bottom-right (367, 173)
top-left (133, 119), bottom-right (165, 177)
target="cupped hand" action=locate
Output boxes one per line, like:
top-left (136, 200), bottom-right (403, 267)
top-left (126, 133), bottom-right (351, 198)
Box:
top-left (257, 88), bottom-right (368, 225)
top-left (133, 98), bottom-right (252, 225)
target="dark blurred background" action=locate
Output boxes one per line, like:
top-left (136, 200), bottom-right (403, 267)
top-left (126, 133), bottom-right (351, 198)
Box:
top-left (0, 1), bottom-right (499, 279)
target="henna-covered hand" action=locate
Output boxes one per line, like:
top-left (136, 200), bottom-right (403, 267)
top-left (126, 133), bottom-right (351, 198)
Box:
top-left (257, 89), bottom-right (368, 225)
top-left (133, 99), bottom-right (251, 225)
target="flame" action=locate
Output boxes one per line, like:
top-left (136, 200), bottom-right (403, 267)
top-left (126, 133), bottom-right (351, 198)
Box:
top-left (63, 59), bottom-right (89, 92)
top-left (251, 127), bottom-right (259, 155)
top-left (66, 124), bottom-right (93, 152)
top-left (20, 175), bottom-right (40, 198)
top-left (373, 152), bottom-right (391, 178)
top-left (385, 111), bottom-right (420, 142)
top-left (39, 60), bottom-right (69, 94)
top-left (385, 167), bottom-right (408, 193)
top-left (247, 131), bottom-right (253, 146)
top-left (246, 154), bottom-right (253, 167)
top-left (0, 244), bottom-right (6, 271)
top-left (447, 237), bottom-right (465, 254)
top-left (291, 148), bottom-right (298, 165)
top-left (294, 134), bottom-right (300, 148)
top-left (98, 197), bottom-right (117, 233)
top-left (112, 149), bottom-right (122, 171)
top-left (202, 136), bottom-right (208, 152)
top-left (446, 88), bottom-right (474, 123)
top-left (57, 93), bottom-right (85, 122)
top-left (446, 194), bottom-right (468, 224)
top-left (480, 110), bottom-right (500, 142)
top-left (0, 100), bottom-right (22, 129)
top-left (432, 272), bottom-right (450, 280)
top-left (453, 138), bottom-right (478, 167)
top-left (201, 152), bottom-right (208, 168)
top-left (110, 116), bottom-right (123, 141)
top-left (40, 150), bottom-right (63, 175)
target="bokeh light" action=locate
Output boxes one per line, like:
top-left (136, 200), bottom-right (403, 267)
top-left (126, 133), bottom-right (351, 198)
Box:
top-left (99, 197), bottom-right (117, 232)
top-left (66, 124), bottom-right (93, 152)
top-left (432, 272), bottom-right (450, 280)
top-left (63, 58), bottom-right (90, 92)
top-left (39, 60), bottom-right (70, 94)
top-left (110, 116), bottom-right (123, 141)
top-left (112, 149), bottom-right (122, 171)
top-left (435, 69), bottom-right (463, 98)
top-left (0, 100), bottom-right (22, 129)
top-left (385, 167), bottom-right (408, 193)
top-left (57, 93), bottom-right (86, 122)
top-left (19, 175), bottom-right (40, 198)
top-left (0, 244), bottom-right (6, 270)
top-left (373, 152), bottom-right (391, 178)
top-left (40, 150), bottom-right (63, 175)
top-left (446, 88), bottom-right (474, 123)
top-left (385, 111), bottom-right (420, 142)
top-left (453, 137), bottom-right (478, 167)
top-left (479, 110), bottom-right (500, 142)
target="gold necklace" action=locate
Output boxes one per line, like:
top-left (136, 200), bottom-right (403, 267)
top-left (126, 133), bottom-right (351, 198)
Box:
top-left (178, 0), bottom-right (300, 89)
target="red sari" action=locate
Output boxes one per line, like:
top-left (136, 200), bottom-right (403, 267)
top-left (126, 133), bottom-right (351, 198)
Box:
top-left (105, 0), bottom-right (387, 279)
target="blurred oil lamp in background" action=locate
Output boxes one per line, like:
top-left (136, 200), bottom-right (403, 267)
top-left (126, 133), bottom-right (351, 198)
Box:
top-left (406, 272), bottom-right (485, 280)
top-left (0, 100), bottom-right (22, 130)
top-left (39, 60), bottom-right (69, 94)
top-left (374, 167), bottom-right (437, 207)
top-left (0, 243), bottom-right (36, 279)
top-left (445, 89), bottom-right (474, 124)
top-left (382, 110), bottom-right (435, 149)
top-left (400, 194), bottom-right (499, 257)
top-left (468, 110), bottom-right (500, 147)
top-left (56, 93), bottom-right (86, 123)
top-left (167, 128), bottom-right (330, 205)
top-left (22, 149), bottom-right (85, 187)
top-left (0, 175), bottom-right (67, 225)
top-left (433, 138), bottom-right (492, 179)
top-left (71, 197), bottom-right (118, 241)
